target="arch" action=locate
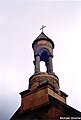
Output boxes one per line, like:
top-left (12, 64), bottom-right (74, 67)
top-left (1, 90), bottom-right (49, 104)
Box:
top-left (34, 48), bottom-right (53, 73)
top-left (39, 48), bottom-right (50, 56)
top-left (39, 48), bottom-right (50, 62)
top-left (34, 48), bottom-right (53, 58)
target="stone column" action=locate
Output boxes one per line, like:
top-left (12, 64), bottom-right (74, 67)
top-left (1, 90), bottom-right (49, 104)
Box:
top-left (35, 55), bottom-right (40, 73)
top-left (46, 61), bottom-right (49, 73)
top-left (47, 56), bottom-right (53, 73)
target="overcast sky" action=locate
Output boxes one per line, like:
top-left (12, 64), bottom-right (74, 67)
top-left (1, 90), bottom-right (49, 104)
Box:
top-left (0, 1), bottom-right (81, 120)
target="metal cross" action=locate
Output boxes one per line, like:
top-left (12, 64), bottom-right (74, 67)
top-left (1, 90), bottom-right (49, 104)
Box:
top-left (40, 25), bottom-right (46, 32)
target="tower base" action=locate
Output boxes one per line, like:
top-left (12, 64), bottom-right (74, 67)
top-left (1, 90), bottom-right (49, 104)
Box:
top-left (10, 82), bottom-right (81, 120)
top-left (20, 82), bottom-right (67, 113)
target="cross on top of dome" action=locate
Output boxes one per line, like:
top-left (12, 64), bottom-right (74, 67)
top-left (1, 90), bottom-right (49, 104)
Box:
top-left (40, 25), bottom-right (46, 32)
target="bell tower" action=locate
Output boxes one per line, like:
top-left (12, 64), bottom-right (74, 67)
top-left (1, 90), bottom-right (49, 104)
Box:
top-left (29, 29), bottom-right (60, 94)
top-left (20, 27), bottom-right (68, 114)
top-left (10, 27), bottom-right (81, 120)
top-left (33, 26), bottom-right (54, 74)
top-left (32, 31), bottom-right (54, 74)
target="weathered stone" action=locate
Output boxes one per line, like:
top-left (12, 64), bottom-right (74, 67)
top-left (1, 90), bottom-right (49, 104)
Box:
top-left (10, 31), bottom-right (81, 120)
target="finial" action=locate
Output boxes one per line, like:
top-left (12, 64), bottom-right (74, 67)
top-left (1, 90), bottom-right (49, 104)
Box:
top-left (40, 25), bottom-right (46, 32)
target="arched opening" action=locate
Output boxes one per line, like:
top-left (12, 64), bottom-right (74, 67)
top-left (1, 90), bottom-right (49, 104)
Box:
top-left (40, 61), bottom-right (47, 72)
top-left (40, 50), bottom-right (48, 62)
top-left (40, 50), bottom-right (48, 72)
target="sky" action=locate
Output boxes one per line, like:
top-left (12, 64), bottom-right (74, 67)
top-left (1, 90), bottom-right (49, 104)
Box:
top-left (0, 0), bottom-right (81, 120)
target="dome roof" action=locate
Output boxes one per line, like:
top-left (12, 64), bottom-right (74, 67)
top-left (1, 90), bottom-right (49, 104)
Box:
top-left (32, 32), bottom-right (54, 49)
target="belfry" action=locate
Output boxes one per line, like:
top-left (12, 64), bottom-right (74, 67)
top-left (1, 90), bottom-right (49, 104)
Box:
top-left (30, 31), bottom-right (60, 94)
top-left (10, 27), bottom-right (81, 119)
